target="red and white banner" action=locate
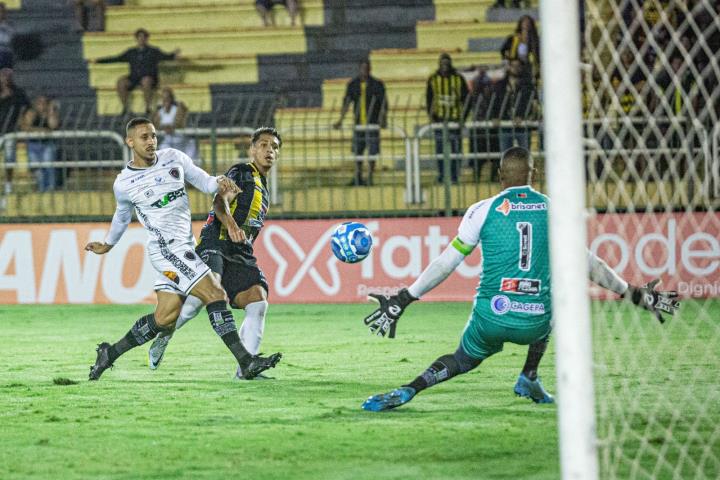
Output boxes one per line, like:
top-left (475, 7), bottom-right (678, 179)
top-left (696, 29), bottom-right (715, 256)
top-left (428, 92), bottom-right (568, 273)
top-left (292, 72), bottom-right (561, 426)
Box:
top-left (0, 213), bottom-right (718, 304)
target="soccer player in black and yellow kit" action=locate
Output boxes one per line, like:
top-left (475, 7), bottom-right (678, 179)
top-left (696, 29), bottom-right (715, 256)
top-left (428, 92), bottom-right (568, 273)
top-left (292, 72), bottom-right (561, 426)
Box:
top-left (148, 127), bottom-right (282, 379)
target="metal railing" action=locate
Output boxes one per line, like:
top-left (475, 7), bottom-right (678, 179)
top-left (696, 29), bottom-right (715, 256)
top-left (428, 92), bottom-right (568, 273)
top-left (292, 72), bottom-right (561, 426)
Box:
top-left (0, 102), bottom-right (716, 221)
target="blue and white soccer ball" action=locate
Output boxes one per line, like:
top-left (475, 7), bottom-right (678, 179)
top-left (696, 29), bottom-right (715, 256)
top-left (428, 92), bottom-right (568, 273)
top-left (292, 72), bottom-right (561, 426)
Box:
top-left (331, 222), bottom-right (373, 263)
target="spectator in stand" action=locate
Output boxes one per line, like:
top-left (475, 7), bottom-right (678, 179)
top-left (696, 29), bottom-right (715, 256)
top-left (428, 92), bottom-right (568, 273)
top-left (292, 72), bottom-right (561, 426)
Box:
top-left (94, 28), bottom-right (180, 115)
top-left (21, 95), bottom-right (60, 192)
top-left (492, 0), bottom-right (529, 8)
top-left (255, 0), bottom-right (299, 27)
top-left (426, 52), bottom-right (469, 184)
top-left (501, 15), bottom-right (540, 85)
top-left (73, 0), bottom-right (105, 32)
top-left (0, 2), bottom-right (14, 69)
top-left (0, 67), bottom-right (29, 195)
top-left (491, 59), bottom-right (536, 152)
top-left (333, 59), bottom-right (387, 186)
top-left (468, 66), bottom-right (501, 182)
top-left (153, 86), bottom-right (199, 164)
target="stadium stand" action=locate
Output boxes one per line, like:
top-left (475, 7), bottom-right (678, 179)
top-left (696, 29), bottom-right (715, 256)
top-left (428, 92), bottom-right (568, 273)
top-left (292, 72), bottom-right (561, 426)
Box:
top-left (0, 0), bottom-right (540, 219)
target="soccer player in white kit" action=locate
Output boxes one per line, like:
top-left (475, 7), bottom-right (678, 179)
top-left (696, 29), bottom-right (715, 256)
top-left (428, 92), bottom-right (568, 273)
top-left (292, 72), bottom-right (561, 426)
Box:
top-left (85, 117), bottom-right (281, 380)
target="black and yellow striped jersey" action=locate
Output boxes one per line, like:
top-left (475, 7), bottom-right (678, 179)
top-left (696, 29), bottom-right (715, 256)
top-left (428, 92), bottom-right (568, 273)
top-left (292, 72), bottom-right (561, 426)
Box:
top-left (426, 70), bottom-right (469, 122)
top-left (197, 162), bottom-right (269, 264)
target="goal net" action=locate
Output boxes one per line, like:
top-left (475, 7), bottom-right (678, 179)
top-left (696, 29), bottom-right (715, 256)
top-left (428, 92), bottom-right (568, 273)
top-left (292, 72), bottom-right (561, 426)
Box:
top-left (583, 1), bottom-right (720, 478)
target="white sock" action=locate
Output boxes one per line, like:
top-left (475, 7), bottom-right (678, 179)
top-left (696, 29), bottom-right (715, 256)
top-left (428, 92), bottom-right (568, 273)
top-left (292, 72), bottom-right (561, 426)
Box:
top-left (239, 300), bottom-right (267, 355)
top-left (176, 295), bottom-right (204, 330)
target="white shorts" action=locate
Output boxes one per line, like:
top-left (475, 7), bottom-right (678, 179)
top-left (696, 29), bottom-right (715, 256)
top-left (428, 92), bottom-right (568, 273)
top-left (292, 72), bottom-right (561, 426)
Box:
top-left (150, 241), bottom-right (211, 295)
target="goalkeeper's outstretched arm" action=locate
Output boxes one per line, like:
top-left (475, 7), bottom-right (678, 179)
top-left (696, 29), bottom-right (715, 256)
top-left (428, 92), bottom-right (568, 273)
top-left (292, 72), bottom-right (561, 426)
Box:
top-left (587, 251), bottom-right (680, 323)
top-left (363, 239), bottom-right (468, 338)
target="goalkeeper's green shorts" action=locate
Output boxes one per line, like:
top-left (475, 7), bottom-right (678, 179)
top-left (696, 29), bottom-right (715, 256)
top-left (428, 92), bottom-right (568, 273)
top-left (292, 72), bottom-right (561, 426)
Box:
top-left (460, 310), bottom-right (552, 360)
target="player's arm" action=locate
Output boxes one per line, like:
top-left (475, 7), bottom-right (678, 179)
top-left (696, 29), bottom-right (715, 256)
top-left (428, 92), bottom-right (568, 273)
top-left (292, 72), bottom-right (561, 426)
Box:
top-left (176, 150), bottom-right (223, 194)
top-left (85, 184), bottom-right (132, 255)
top-left (212, 182), bottom-right (245, 244)
top-left (587, 251), bottom-right (680, 323)
top-left (364, 200), bottom-right (487, 338)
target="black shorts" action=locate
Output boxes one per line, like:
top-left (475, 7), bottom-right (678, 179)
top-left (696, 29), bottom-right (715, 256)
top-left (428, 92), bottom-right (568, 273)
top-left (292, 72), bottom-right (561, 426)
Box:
top-left (127, 75), bottom-right (158, 91)
top-left (200, 250), bottom-right (269, 307)
top-left (352, 129), bottom-right (380, 156)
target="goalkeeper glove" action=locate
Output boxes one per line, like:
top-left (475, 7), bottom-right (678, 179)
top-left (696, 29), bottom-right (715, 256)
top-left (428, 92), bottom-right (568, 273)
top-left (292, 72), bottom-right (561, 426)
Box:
top-left (623, 278), bottom-right (680, 324)
top-left (363, 288), bottom-right (418, 338)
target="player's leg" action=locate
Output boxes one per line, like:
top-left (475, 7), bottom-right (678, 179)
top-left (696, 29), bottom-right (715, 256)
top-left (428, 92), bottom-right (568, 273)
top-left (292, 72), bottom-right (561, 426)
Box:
top-left (221, 260), bottom-right (272, 379)
top-left (147, 251), bottom-right (225, 369)
top-left (116, 76), bottom-right (132, 114)
top-left (189, 273), bottom-right (281, 379)
top-left (362, 311), bottom-right (500, 411)
top-left (234, 285), bottom-right (267, 356)
top-left (89, 291), bottom-right (181, 380)
top-left (513, 334), bottom-right (554, 404)
top-left (362, 346), bottom-right (482, 412)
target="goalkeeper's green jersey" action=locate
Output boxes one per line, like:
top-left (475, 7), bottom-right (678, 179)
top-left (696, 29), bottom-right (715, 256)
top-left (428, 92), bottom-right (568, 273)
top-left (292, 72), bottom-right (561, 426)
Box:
top-left (452, 185), bottom-right (551, 328)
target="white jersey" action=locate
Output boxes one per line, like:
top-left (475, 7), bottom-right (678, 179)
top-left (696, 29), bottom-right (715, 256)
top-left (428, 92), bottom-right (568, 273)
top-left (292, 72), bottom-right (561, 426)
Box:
top-left (104, 148), bottom-right (218, 251)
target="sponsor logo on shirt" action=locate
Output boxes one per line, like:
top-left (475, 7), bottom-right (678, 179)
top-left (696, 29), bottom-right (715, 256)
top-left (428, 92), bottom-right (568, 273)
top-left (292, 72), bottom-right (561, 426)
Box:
top-left (169, 168), bottom-right (180, 180)
top-left (154, 176), bottom-right (165, 184)
top-left (500, 278), bottom-right (541, 295)
top-left (490, 295), bottom-right (546, 315)
top-left (150, 187), bottom-right (186, 208)
top-left (495, 198), bottom-right (547, 216)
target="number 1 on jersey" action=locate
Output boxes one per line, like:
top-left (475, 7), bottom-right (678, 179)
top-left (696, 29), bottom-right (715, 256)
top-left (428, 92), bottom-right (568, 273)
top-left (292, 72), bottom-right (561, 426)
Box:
top-left (516, 222), bottom-right (532, 271)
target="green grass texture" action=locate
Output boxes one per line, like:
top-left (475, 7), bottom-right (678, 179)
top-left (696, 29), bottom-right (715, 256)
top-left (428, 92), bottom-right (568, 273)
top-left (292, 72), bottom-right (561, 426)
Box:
top-left (0, 301), bottom-right (716, 479)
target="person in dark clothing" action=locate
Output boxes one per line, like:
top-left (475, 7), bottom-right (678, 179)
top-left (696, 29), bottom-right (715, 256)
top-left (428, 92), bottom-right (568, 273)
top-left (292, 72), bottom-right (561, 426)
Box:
top-left (95, 28), bottom-right (180, 115)
top-left (500, 15), bottom-right (540, 86)
top-left (426, 52), bottom-right (469, 184)
top-left (0, 2), bottom-right (14, 69)
top-left (0, 67), bottom-right (30, 195)
top-left (333, 59), bottom-right (387, 186)
top-left (491, 59), bottom-right (536, 152)
top-left (468, 67), bottom-right (501, 182)
top-left (21, 95), bottom-right (61, 192)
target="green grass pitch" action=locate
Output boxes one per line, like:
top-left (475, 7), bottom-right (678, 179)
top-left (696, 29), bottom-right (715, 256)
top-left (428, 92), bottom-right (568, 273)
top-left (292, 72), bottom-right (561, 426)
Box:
top-left (0, 301), bottom-right (716, 479)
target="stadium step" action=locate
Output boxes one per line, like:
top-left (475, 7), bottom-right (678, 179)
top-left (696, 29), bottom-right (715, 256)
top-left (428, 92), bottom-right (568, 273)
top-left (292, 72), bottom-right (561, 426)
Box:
top-left (82, 27), bottom-right (307, 60)
top-left (105, 1), bottom-right (324, 32)
top-left (368, 49), bottom-right (501, 80)
top-left (87, 55), bottom-right (258, 88)
top-left (416, 21), bottom-right (516, 50)
top-left (95, 84), bottom-right (211, 115)
top-left (433, 0), bottom-right (494, 22)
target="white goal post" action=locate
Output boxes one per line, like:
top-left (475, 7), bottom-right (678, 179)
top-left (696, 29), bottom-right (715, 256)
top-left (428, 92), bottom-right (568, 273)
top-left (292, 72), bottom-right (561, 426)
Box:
top-left (540, 1), bottom-right (599, 479)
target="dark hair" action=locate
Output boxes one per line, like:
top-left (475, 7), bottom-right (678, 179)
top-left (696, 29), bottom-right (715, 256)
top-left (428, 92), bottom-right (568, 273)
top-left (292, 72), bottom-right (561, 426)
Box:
top-left (500, 146), bottom-right (532, 166)
top-left (135, 28), bottom-right (149, 38)
top-left (251, 127), bottom-right (282, 147)
top-left (126, 117), bottom-right (153, 136)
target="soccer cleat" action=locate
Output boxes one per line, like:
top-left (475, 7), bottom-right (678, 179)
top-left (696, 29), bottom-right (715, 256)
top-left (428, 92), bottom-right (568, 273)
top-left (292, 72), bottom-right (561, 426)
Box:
top-left (361, 386), bottom-right (416, 412)
top-left (514, 373), bottom-right (555, 404)
top-left (88, 342), bottom-right (114, 381)
top-left (237, 352), bottom-right (282, 380)
top-left (234, 369), bottom-right (274, 381)
top-left (148, 332), bottom-right (173, 370)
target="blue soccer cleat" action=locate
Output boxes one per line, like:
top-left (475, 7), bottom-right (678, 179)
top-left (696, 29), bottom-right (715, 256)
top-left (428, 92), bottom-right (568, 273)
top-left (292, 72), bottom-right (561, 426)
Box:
top-left (514, 373), bottom-right (555, 404)
top-left (362, 387), bottom-right (416, 412)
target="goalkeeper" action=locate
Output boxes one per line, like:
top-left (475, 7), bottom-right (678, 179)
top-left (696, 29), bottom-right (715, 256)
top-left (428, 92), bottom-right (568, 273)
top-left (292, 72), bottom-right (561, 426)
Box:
top-left (361, 147), bottom-right (680, 412)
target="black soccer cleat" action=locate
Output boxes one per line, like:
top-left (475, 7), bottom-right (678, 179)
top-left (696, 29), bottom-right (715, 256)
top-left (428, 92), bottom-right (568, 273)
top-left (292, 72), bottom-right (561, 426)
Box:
top-left (88, 342), bottom-right (114, 381)
top-left (238, 352), bottom-right (282, 380)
